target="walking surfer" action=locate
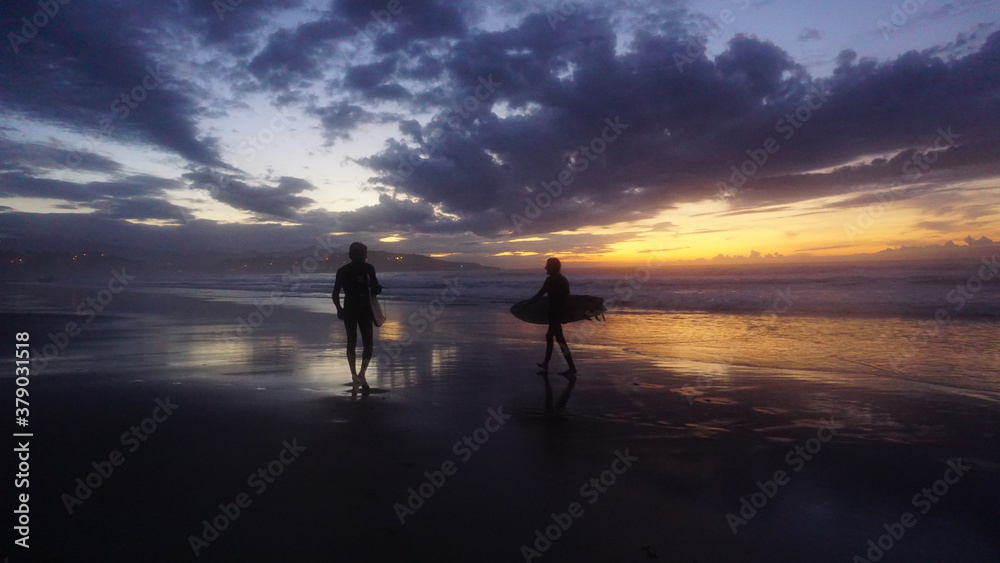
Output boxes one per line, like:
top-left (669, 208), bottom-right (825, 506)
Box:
top-left (526, 258), bottom-right (577, 378)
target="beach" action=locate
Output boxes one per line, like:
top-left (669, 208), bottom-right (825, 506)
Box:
top-left (3, 270), bottom-right (999, 562)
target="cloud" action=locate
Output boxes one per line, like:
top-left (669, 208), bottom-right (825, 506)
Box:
top-left (308, 102), bottom-right (399, 143)
top-left (338, 0), bottom-right (467, 53)
top-left (184, 172), bottom-right (317, 219)
top-left (798, 28), bottom-right (821, 42)
top-left (0, 1), bottom-right (236, 167)
top-left (0, 137), bottom-right (122, 175)
top-left (304, 193), bottom-right (454, 233)
top-left (0, 172), bottom-right (181, 203)
top-left (351, 10), bottom-right (1000, 236)
top-left (179, 0), bottom-right (306, 53)
top-left (343, 57), bottom-right (412, 101)
top-left (90, 197), bottom-right (193, 222)
top-left (916, 0), bottom-right (999, 26)
top-left (248, 16), bottom-right (354, 90)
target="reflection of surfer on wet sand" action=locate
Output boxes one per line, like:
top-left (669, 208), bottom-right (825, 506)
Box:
top-left (526, 258), bottom-right (577, 378)
top-left (540, 371), bottom-right (576, 413)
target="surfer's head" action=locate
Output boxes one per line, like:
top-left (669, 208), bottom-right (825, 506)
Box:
top-left (349, 242), bottom-right (368, 262)
top-left (545, 257), bottom-right (561, 274)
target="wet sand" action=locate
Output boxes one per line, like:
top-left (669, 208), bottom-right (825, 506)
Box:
top-left (3, 282), bottom-right (999, 562)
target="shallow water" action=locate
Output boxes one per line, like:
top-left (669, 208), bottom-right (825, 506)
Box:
top-left (4, 259), bottom-right (998, 399)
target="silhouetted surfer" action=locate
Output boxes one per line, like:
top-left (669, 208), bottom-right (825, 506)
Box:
top-left (527, 257), bottom-right (577, 378)
top-left (332, 242), bottom-right (382, 393)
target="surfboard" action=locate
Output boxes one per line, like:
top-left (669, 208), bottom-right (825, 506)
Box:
top-left (510, 295), bottom-right (607, 325)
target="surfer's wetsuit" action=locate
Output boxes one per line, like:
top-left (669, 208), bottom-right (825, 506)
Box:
top-left (541, 273), bottom-right (570, 325)
top-left (333, 260), bottom-right (382, 368)
top-left (531, 266), bottom-right (576, 377)
top-left (334, 260), bottom-right (381, 321)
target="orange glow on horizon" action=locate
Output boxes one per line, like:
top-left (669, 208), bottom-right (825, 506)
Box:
top-left (488, 184), bottom-right (1000, 267)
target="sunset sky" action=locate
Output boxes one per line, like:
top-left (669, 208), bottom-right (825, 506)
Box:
top-left (1, 0), bottom-right (998, 267)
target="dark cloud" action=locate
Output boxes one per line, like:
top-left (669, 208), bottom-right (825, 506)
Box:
top-left (305, 193), bottom-right (450, 233)
top-left (184, 172), bottom-right (317, 219)
top-left (0, 173), bottom-right (180, 203)
top-left (179, 0), bottom-right (305, 56)
top-left (248, 16), bottom-right (354, 90)
top-left (730, 134), bottom-right (1000, 208)
top-left (343, 57), bottom-right (412, 100)
top-left (0, 1), bottom-right (234, 167)
top-left (372, 0), bottom-right (466, 53)
top-left (0, 137), bottom-right (121, 175)
top-left (0, 169), bottom-right (190, 221)
top-left (919, 22), bottom-right (997, 59)
top-left (335, 0), bottom-right (466, 53)
top-left (308, 102), bottom-right (398, 143)
top-left (246, 0), bottom-right (466, 96)
top-left (352, 16), bottom-right (1000, 236)
top-left (398, 54), bottom-right (446, 81)
top-left (90, 197), bottom-right (193, 222)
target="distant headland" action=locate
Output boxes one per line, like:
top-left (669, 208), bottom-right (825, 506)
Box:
top-left (0, 247), bottom-right (497, 281)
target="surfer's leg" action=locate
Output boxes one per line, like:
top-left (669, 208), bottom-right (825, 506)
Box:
top-left (540, 324), bottom-right (557, 370)
top-left (357, 314), bottom-right (373, 390)
top-left (344, 317), bottom-right (359, 387)
top-left (554, 325), bottom-right (576, 377)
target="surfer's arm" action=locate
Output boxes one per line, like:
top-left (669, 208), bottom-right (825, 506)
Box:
top-left (526, 279), bottom-right (549, 304)
top-left (368, 265), bottom-right (382, 295)
top-left (332, 276), bottom-right (343, 311)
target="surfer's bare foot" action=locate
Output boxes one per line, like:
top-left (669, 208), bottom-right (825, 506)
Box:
top-left (559, 368), bottom-right (577, 379)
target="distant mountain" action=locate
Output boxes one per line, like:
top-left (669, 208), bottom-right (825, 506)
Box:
top-left (0, 248), bottom-right (496, 281)
top-left (215, 248), bottom-right (497, 273)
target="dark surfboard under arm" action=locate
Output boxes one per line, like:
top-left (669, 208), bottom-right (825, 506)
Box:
top-left (510, 295), bottom-right (607, 325)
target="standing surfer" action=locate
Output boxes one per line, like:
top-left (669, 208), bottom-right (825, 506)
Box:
top-left (333, 242), bottom-right (382, 393)
top-left (527, 258), bottom-right (577, 378)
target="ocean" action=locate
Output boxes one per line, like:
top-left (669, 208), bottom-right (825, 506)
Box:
top-left (7, 258), bottom-right (986, 399)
